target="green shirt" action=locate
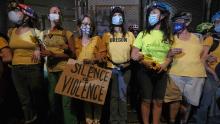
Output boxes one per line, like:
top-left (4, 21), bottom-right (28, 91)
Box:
top-left (134, 30), bottom-right (171, 64)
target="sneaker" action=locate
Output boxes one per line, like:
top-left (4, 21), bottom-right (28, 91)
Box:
top-left (86, 118), bottom-right (93, 124)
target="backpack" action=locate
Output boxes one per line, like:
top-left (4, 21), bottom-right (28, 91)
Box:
top-left (43, 29), bottom-right (72, 68)
top-left (209, 37), bottom-right (220, 53)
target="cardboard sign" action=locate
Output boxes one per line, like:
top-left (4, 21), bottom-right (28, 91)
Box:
top-left (55, 59), bottom-right (112, 105)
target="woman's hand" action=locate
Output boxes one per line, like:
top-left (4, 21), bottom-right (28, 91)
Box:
top-left (158, 62), bottom-right (168, 73)
top-left (40, 49), bottom-right (54, 57)
top-left (168, 48), bottom-right (182, 58)
top-left (32, 48), bottom-right (41, 63)
top-left (131, 47), bottom-right (144, 61)
top-left (157, 58), bottom-right (172, 73)
top-left (0, 48), bottom-right (12, 62)
top-left (132, 52), bottom-right (144, 61)
top-left (207, 54), bottom-right (217, 64)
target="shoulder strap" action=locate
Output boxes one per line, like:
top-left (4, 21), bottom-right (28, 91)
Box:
top-left (31, 29), bottom-right (47, 49)
top-left (30, 28), bottom-right (39, 45)
top-left (43, 30), bottom-right (49, 39)
top-left (62, 29), bottom-right (68, 44)
top-left (209, 37), bottom-right (220, 53)
top-left (104, 32), bottom-right (111, 44)
top-left (193, 33), bottom-right (203, 43)
top-left (31, 28), bottom-right (37, 37)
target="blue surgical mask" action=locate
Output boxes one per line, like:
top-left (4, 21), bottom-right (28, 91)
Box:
top-left (112, 15), bottom-right (123, 25)
top-left (80, 25), bottom-right (91, 35)
top-left (173, 22), bottom-right (186, 34)
top-left (148, 14), bottom-right (159, 26)
top-left (214, 24), bottom-right (220, 33)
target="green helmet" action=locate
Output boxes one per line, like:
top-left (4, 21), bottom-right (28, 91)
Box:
top-left (196, 22), bottom-right (213, 34)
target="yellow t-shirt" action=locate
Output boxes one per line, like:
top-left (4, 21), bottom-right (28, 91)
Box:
top-left (203, 36), bottom-right (220, 70)
top-left (44, 29), bottom-right (73, 72)
top-left (75, 36), bottom-right (102, 61)
top-left (169, 34), bottom-right (206, 77)
top-left (0, 37), bottom-right (8, 49)
top-left (134, 30), bottom-right (171, 64)
top-left (9, 28), bottom-right (43, 65)
top-left (102, 32), bottom-right (135, 68)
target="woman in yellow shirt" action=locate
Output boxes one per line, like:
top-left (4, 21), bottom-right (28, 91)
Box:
top-left (101, 6), bottom-right (135, 124)
top-left (40, 6), bottom-right (76, 124)
top-left (168, 12), bottom-right (206, 124)
top-left (8, 3), bottom-right (45, 124)
top-left (196, 11), bottom-right (220, 124)
top-left (75, 15), bottom-right (106, 124)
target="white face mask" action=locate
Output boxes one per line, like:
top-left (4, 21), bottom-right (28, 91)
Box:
top-left (8, 11), bottom-right (23, 24)
top-left (49, 13), bottom-right (59, 21)
top-left (112, 15), bottom-right (123, 25)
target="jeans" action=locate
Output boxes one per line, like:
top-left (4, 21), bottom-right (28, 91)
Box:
top-left (12, 64), bottom-right (44, 123)
top-left (196, 74), bottom-right (220, 124)
top-left (109, 67), bottom-right (131, 124)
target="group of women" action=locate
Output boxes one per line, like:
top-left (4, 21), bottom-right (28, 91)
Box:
top-left (1, 1), bottom-right (220, 124)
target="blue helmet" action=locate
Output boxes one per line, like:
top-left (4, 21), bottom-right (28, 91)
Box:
top-left (212, 11), bottom-right (220, 23)
top-left (148, 1), bottom-right (172, 14)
